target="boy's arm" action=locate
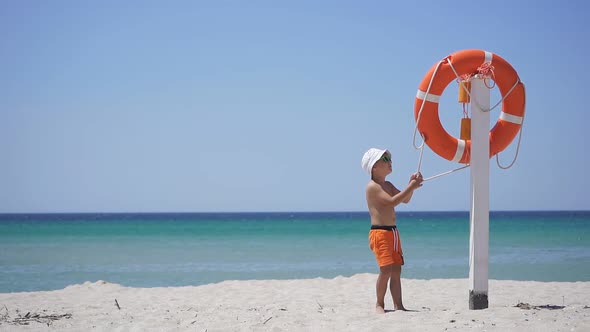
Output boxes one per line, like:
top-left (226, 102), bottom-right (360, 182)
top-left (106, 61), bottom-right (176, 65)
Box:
top-left (399, 185), bottom-right (413, 204)
top-left (391, 184), bottom-right (413, 204)
top-left (369, 180), bottom-right (422, 208)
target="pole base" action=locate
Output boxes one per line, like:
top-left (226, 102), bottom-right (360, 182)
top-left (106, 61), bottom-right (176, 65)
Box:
top-left (469, 291), bottom-right (488, 310)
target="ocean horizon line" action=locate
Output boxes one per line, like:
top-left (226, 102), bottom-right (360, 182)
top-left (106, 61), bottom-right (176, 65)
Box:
top-left (0, 210), bottom-right (590, 220)
top-left (1, 209), bottom-right (589, 216)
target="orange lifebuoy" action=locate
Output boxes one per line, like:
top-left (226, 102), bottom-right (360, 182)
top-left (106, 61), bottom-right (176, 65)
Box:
top-left (414, 49), bottom-right (526, 164)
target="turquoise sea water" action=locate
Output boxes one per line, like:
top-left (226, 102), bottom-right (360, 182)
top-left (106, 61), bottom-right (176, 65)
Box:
top-left (0, 211), bottom-right (589, 293)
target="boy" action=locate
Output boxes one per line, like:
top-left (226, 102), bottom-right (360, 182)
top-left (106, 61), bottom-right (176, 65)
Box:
top-left (361, 148), bottom-right (423, 313)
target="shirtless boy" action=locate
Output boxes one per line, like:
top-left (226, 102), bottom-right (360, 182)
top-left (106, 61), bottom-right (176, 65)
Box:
top-left (361, 148), bottom-right (423, 313)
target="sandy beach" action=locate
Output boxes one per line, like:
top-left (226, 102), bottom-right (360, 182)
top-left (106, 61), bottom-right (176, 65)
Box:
top-left (0, 274), bottom-right (588, 331)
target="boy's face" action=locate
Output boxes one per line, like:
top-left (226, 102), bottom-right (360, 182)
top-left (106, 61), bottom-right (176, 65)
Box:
top-left (373, 152), bottom-right (392, 176)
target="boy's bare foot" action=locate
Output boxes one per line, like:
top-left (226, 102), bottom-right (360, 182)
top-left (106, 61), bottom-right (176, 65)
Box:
top-left (375, 305), bottom-right (385, 314)
top-left (394, 306), bottom-right (408, 311)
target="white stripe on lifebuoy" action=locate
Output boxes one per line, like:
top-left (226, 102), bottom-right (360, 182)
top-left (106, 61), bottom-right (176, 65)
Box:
top-left (452, 139), bottom-right (466, 163)
top-left (484, 51), bottom-right (493, 63)
top-left (416, 90), bottom-right (440, 103)
top-left (500, 112), bottom-right (523, 125)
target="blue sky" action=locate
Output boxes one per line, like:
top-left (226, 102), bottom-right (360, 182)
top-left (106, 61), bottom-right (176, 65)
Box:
top-left (1, 1), bottom-right (588, 213)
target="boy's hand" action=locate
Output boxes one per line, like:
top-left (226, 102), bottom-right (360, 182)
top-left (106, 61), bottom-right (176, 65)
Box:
top-left (410, 172), bottom-right (423, 182)
top-left (409, 172), bottom-right (424, 189)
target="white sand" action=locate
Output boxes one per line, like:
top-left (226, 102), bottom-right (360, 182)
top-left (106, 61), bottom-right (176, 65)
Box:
top-left (1, 274), bottom-right (589, 331)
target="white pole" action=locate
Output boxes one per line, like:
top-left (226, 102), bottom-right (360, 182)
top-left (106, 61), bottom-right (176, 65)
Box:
top-left (468, 76), bottom-right (490, 310)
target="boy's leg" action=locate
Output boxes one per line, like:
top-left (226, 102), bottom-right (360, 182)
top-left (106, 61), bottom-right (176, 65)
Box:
top-left (390, 264), bottom-right (406, 311)
top-left (376, 264), bottom-right (393, 313)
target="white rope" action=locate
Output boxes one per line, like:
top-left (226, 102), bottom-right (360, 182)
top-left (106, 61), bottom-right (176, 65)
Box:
top-left (496, 85), bottom-right (526, 169)
top-left (489, 79), bottom-right (520, 113)
top-left (417, 142), bottom-right (425, 173)
top-left (423, 164), bottom-right (470, 182)
top-left (413, 60), bottom-right (444, 150)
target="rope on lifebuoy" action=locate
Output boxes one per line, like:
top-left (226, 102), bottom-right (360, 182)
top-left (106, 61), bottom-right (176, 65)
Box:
top-left (448, 58), bottom-right (521, 114)
top-left (495, 84), bottom-right (526, 170)
top-left (413, 60), bottom-right (444, 150)
top-left (447, 56), bottom-right (524, 170)
top-left (414, 53), bottom-right (525, 179)
top-left (477, 62), bottom-right (496, 89)
top-left (413, 59), bottom-right (471, 180)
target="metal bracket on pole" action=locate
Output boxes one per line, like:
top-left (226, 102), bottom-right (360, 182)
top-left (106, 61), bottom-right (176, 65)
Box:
top-left (468, 77), bottom-right (490, 310)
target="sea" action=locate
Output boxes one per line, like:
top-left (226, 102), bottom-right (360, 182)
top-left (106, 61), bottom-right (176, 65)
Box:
top-left (0, 211), bottom-right (589, 293)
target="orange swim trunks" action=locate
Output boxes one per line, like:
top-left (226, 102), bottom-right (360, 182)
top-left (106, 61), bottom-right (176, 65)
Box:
top-left (368, 225), bottom-right (404, 267)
